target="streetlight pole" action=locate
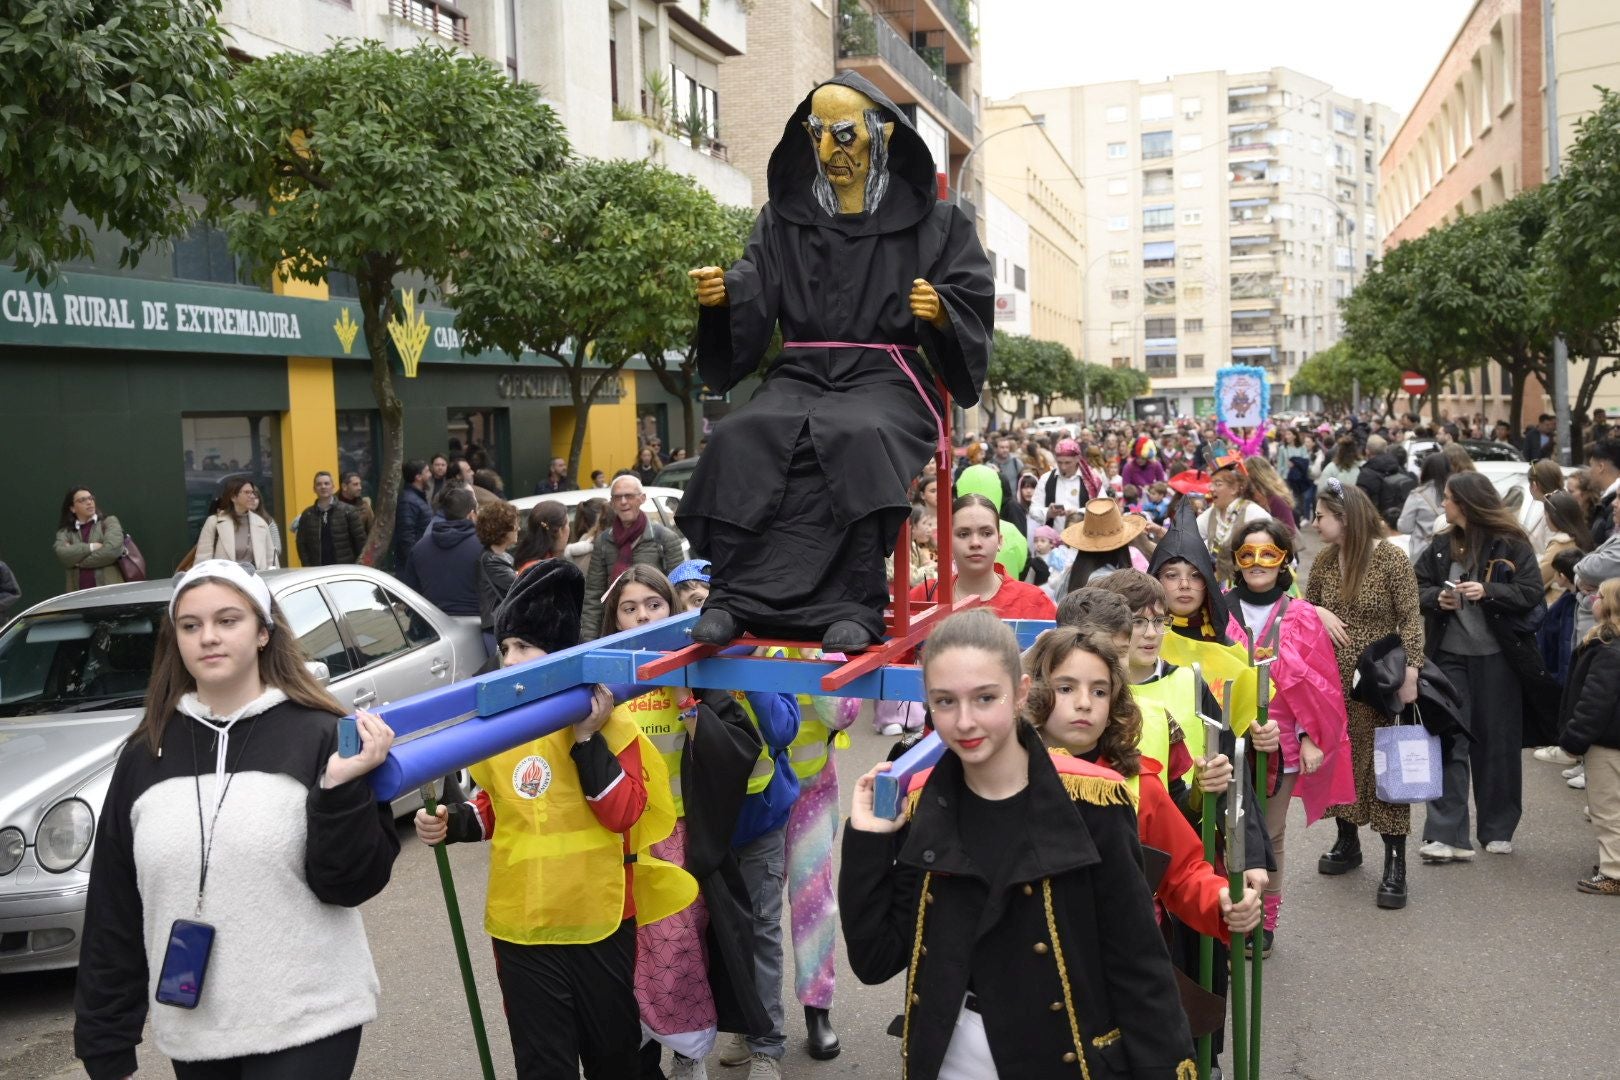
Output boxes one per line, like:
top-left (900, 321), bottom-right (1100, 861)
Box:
top-left (1545, 0), bottom-right (1572, 466)
top-left (954, 118), bottom-right (1045, 207)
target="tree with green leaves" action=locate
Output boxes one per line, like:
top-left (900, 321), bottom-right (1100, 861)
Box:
top-left (1290, 340), bottom-right (1400, 412)
top-left (1543, 87), bottom-right (1620, 446)
top-left (453, 159), bottom-right (734, 482)
top-left (1, 0), bottom-right (239, 282)
top-left (199, 40), bottom-right (570, 565)
top-left (986, 330), bottom-right (1038, 420)
top-left (1342, 226), bottom-right (1476, 421)
top-left (1087, 363), bottom-right (1150, 418)
top-left (633, 201), bottom-right (755, 453)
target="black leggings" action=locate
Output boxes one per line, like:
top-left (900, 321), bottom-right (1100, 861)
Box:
top-left (171, 1026), bottom-right (362, 1080)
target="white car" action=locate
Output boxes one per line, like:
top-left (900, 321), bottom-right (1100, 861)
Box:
top-left (1030, 416), bottom-right (1075, 438)
top-left (511, 486), bottom-right (689, 559)
top-left (0, 566), bottom-right (484, 973)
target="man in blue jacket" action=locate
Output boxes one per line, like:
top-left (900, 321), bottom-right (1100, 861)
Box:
top-left (393, 459), bottom-right (434, 569)
top-left (399, 485), bottom-right (481, 617)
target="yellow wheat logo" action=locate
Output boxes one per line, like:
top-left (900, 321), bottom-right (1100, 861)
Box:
top-left (333, 307), bottom-right (359, 354)
top-left (388, 292), bottom-right (430, 378)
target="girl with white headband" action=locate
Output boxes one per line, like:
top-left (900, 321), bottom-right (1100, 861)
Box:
top-left (74, 560), bottom-right (400, 1080)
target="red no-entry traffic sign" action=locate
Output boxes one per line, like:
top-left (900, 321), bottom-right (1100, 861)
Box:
top-left (1401, 371), bottom-right (1428, 394)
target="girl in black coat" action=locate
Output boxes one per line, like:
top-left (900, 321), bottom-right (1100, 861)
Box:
top-left (839, 609), bottom-right (1195, 1079)
top-left (1557, 577), bottom-right (1620, 895)
top-left (1413, 473), bottom-right (1545, 862)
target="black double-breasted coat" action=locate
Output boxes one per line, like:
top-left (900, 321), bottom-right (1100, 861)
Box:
top-left (839, 725), bottom-right (1195, 1079)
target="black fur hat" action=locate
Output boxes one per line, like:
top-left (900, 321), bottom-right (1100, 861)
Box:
top-left (494, 558), bottom-right (584, 654)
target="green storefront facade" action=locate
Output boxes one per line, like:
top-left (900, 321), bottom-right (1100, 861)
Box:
top-left (0, 268), bottom-right (714, 614)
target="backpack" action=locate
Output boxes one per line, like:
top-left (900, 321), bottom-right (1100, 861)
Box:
top-left (1380, 471), bottom-right (1416, 519)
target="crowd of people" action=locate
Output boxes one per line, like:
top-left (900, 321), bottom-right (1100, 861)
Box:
top-left (57, 403), bottom-right (1620, 1080)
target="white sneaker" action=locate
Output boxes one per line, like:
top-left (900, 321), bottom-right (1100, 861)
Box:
top-left (1419, 840), bottom-right (1455, 862)
top-left (718, 1034), bottom-right (752, 1068)
top-left (878, 723), bottom-right (904, 736)
top-left (1485, 840), bottom-right (1514, 854)
top-left (1569, 772), bottom-right (1587, 789)
top-left (746, 1055), bottom-right (782, 1080)
top-left (1534, 746), bottom-right (1579, 765)
top-left (1563, 763), bottom-right (1585, 780)
top-left (671, 1055), bottom-right (709, 1080)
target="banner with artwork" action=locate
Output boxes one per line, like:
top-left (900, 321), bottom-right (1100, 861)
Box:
top-left (1214, 365), bottom-right (1272, 456)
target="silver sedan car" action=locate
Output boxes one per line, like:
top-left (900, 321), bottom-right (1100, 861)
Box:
top-left (0, 565), bottom-right (485, 974)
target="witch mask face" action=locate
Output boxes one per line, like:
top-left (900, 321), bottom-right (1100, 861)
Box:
top-left (804, 84), bottom-right (894, 216)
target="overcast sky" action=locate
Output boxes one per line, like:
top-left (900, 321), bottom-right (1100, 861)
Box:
top-left (981, 0), bottom-right (1480, 122)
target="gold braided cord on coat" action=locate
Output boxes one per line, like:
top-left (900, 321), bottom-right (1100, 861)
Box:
top-left (901, 870), bottom-right (933, 1080)
top-left (1042, 877), bottom-right (1093, 1079)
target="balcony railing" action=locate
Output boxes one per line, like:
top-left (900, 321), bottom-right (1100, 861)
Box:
top-left (389, 0), bottom-right (469, 46)
top-left (839, 2), bottom-right (974, 135)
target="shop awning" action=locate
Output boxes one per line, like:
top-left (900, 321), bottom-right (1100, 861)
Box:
top-left (1228, 121), bottom-right (1267, 133)
top-left (1229, 197), bottom-right (1271, 209)
top-left (1231, 346), bottom-right (1275, 357)
top-left (1230, 235), bottom-right (1270, 246)
top-left (1231, 307), bottom-right (1274, 317)
top-left (1229, 85), bottom-right (1269, 96)
top-left (1143, 241), bottom-right (1176, 260)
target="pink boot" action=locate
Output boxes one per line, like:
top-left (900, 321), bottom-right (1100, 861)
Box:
top-left (1262, 891), bottom-right (1282, 933)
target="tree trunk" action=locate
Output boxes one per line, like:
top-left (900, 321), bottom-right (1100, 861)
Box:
top-left (681, 394), bottom-right (699, 454)
top-left (357, 274), bottom-right (405, 568)
top-left (1506, 366), bottom-right (1528, 435)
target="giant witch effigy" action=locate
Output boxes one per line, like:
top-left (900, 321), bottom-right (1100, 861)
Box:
top-left (678, 72), bottom-right (995, 653)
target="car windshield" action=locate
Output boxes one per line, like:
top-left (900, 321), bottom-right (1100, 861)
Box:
top-left (0, 603), bottom-right (165, 717)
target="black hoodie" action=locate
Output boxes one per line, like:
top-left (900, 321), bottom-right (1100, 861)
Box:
top-left (1147, 500), bottom-right (1230, 644)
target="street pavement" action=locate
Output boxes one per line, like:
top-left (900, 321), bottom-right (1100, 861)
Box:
top-left (5, 535), bottom-right (1618, 1078)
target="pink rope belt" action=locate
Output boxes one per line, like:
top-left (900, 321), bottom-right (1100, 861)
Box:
top-left (781, 341), bottom-right (945, 458)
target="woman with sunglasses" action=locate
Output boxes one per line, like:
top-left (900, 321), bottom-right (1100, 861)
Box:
top-left (1224, 520), bottom-right (1354, 955)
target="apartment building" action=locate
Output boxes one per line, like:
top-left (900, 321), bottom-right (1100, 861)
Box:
top-left (981, 103), bottom-right (1085, 357)
top-left (1012, 70), bottom-right (1395, 418)
top-left (222, 0), bottom-right (754, 206)
top-left (1379, 0), bottom-right (1620, 421)
top-left (0, 0), bottom-right (760, 601)
top-left (985, 191), bottom-right (1032, 336)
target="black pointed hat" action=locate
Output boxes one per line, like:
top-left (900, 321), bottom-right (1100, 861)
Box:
top-left (493, 558), bottom-right (584, 654)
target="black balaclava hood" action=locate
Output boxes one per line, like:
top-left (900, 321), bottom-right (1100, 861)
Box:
top-left (1147, 499), bottom-right (1230, 644)
top-left (765, 71), bottom-right (936, 236)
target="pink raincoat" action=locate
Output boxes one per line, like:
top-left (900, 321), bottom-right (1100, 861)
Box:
top-left (1226, 596), bottom-right (1355, 823)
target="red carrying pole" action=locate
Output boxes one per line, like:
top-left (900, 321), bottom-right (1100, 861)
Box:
top-left (935, 377), bottom-right (954, 608)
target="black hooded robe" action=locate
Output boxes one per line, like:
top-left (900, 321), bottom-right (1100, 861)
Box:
top-left (677, 72), bottom-right (994, 643)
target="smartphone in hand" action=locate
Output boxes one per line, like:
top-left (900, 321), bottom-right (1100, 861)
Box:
top-left (338, 716), bottom-right (361, 758)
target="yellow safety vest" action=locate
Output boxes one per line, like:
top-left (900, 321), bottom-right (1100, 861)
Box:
top-left (621, 688), bottom-right (687, 816)
top-left (730, 691), bottom-right (779, 796)
top-left (1130, 667), bottom-right (1207, 790)
top-left (468, 711), bottom-right (696, 945)
top-left (758, 647), bottom-right (850, 782)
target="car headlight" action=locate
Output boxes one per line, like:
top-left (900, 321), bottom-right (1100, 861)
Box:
top-left (36, 799), bottom-right (94, 872)
top-left (0, 828), bottom-right (23, 875)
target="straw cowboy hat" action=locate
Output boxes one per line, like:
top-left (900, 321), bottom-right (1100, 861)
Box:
top-left (1062, 499), bottom-right (1149, 552)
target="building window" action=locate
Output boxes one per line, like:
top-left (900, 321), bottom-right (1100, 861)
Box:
top-left (1013, 265), bottom-right (1026, 290)
top-left (1144, 169), bottom-right (1174, 196)
top-left (670, 61), bottom-right (721, 143)
top-left (1144, 317), bottom-right (1176, 337)
top-left (1182, 209), bottom-right (1203, 225)
top-left (172, 222), bottom-right (241, 285)
top-left (1108, 249), bottom-right (1129, 268)
top-left (1112, 357), bottom-right (1130, 369)
top-left (1144, 278), bottom-right (1175, 305)
top-left (1184, 318), bottom-right (1203, 333)
top-left (1142, 130), bottom-right (1173, 159)
top-left (1106, 105), bottom-right (1128, 123)
top-left (388, 0), bottom-right (469, 45)
top-left (1182, 170), bottom-right (1204, 189)
top-left (1108, 215), bottom-right (1129, 232)
top-left (182, 414), bottom-right (280, 542)
top-left (1181, 96), bottom-right (1203, 118)
top-left (1184, 283), bottom-right (1204, 302)
top-left (1107, 141), bottom-right (1127, 159)
top-left (1108, 177), bottom-right (1129, 196)
top-left (1179, 133), bottom-right (1203, 152)
top-left (1142, 204), bottom-right (1174, 231)
top-left (1146, 353), bottom-right (1177, 374)
top-left (1185, 353), bottom-right (1204, 369)
top-left (1110, 321), bottom-right (1130, 344)
top-left (1110, 288), bottom-right (1130, 304)
top-left (1332, 107), bottom-right (1357, 135)
top-left (1140, 93), bottom-right (1174, 121)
